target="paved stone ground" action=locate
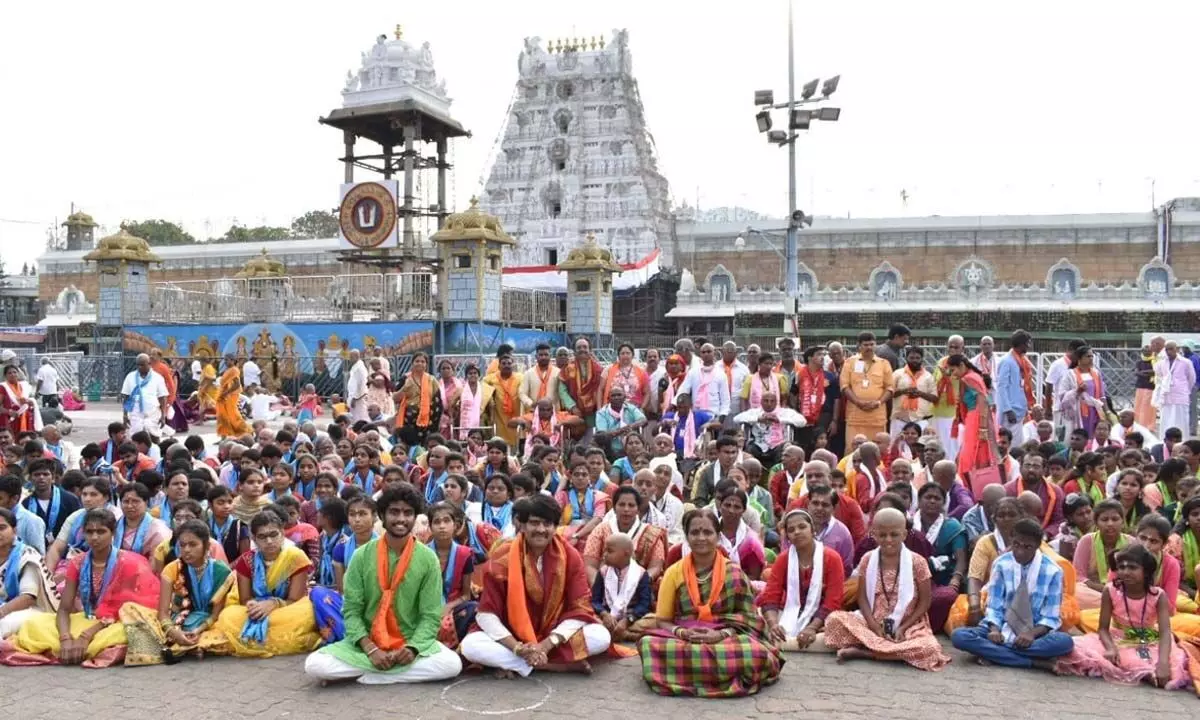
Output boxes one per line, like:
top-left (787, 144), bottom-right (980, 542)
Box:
top-left (36, 403), bottom-right (1199, 717)
top-left (2, 641), bottom-right (1196, 720)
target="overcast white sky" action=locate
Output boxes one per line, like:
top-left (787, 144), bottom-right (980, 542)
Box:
top-left (3, 1), bottom-right (1199, 272)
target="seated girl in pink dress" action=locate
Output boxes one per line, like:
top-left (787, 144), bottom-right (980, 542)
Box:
top-left (1056, 544), bottom-right (1190, 689)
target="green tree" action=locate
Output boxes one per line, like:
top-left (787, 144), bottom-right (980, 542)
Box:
top-left (290, 209), bottom-right (340, 239)
top-left (214, 224), bottom-right (291, 244)
top-left (123, 219), bottom-right (196, 246)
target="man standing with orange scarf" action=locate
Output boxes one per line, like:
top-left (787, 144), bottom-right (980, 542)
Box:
top-left (486, 354), bottom-right (524, 446)
top-left (889, 346), bottom-right (937, 436)
top-left (931, 335), bottom-right (966, 461)
top-left (305, 485), bottom-right (463, 684)
top-left (461, 493), bottom-right (611, 676)
top-left (995, 330), bottom-right (1035, 444)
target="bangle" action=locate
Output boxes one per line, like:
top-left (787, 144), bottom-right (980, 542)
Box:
top-left (672, 627), bottom-right (686, 639)
top-left (365, 645), bottom-right (381, 656)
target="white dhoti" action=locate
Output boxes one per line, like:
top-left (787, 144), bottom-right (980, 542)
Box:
top-left (459, 624), bottom-right (611, 677)
top-left (127, 407), bottom-right (163, 437)
top-left (1160, 404), bottom-right (1191, 436)
top-left (350, 399), bottom-right (370, 423)
top-left (1001, 417), bottom-right (1025, 445)
top-left (932, 417), bottom-right (960, 461)
top-left (0, 608), bottom-right (41, 638)
top-left (303, 642), bottom-right (462, 685)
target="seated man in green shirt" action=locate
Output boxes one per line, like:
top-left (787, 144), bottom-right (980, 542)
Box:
top-left (305, 483), bottom-right (462, 685)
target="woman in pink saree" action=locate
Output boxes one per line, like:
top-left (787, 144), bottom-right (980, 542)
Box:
top-left (452, 364), bottom-right (492, 440)
top-left (947, 354), bottom-right (995, 482)
top-left (437, 359), bottom-right (463, 438)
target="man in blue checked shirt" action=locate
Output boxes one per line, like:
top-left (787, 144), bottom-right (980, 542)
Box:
top-left (951, 517), bottom-right (1073, 670)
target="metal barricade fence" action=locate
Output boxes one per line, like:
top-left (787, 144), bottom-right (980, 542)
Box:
top-left (167, 355), bottom-right (416, 402)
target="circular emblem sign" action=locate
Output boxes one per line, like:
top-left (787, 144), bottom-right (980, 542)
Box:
top-left (339, 182), bottom-right (397, 249)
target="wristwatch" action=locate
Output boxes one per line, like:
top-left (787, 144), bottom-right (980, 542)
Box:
top-left (549, 632), bottom-right (565, 647)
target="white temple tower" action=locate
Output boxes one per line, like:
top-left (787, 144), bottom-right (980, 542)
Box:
top-left (479, 31), bottom-right (673, 271)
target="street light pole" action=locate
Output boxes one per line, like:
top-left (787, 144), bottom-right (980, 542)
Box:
top-left (785, 0), bottom-right (799, 305)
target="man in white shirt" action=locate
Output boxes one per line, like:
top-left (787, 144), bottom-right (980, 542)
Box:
top-left (35, 359), bottom-right (60, 408)
top-left (249, 387), bottom-right (278, 422)
top-left (345, 349), bottom-right (370, 422)
top-left (719, 341), bottom-right (751, 417)
top-left (676, 343), bottom-right (730, 421)
top-left (241, 357), bottom-right (262, 390)
top-left (120, 353), bottom-right (169, 438)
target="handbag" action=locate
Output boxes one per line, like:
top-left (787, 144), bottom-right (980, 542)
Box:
top-left (967, 403), bottom-right (1005, 500)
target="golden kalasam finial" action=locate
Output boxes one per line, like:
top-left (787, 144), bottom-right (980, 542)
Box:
top-left (469, 195), bottom-right (479, 208)
top-left (572, 37), bottom-right (580, 51)
top-left (554, 38), bottom-right (563, 53)
top-left (394, 24), bottom-right (403, 40)
top-left (590, 36), bottom-right (599, 50)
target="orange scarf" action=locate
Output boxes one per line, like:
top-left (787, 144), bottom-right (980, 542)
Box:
top-left (722, 360), bottom-right (735, 393)
top-left (936, 358), bottom-right (957, 407)
top-left (901, 366), bottom-right (926, 411)
top-left (682, 551), bottom-right (726, 622)
top-left (1016, 352), bottom-right (1035, 411)
top-left (398, 372), bottom-right (433, 428)
top-left (1017, 478), bottom-right (1057, 529)
top-left (533, 364), bottom-right (552, 401)
top-left (505, 534), bottom-right (564, 644)
top-left (1073, 367), bottom-right (1101, 419)
top-left (495, 372), bottom-right (520, 417)
top-left (370, 535), bottom-right (416, 651)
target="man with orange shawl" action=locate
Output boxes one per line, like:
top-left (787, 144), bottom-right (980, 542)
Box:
top-left (485, 354), bottom-right (524, 447)
top-left (559, 337), bottom-right (604, 431)
top-left (305, 484), bottom-right (462, 685)
top-left (216, 354), bottom-right (251, 439)
top-left (460, 494), bottom-right (612, 676)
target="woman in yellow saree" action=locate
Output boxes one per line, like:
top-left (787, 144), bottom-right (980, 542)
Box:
top-left (216, 354), bottom-right (251, 439)
top-left (198, 360), bottom-right (218, 415)
top-left (2, 508), bottom-right (161, 668)
top-left (211, 509), bottom-right (321, 658)
top-left (120, 519), bottom-right (235, 665)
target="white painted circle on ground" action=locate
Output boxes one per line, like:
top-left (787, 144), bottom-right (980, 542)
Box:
top-left (439, 677), bottom-right (553, 715)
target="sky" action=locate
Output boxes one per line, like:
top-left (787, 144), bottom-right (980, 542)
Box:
top-left (3, 0), bottom-right (1200, 272)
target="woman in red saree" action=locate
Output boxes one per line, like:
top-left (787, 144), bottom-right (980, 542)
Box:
top-left (394, 352), bottom-right (443, 448)
top-left (0, 364), bottom-right (40, 436)
top-left (1, 508), bottom-right (160, 667)
top-left (947, 354), bottom-right (995, 485)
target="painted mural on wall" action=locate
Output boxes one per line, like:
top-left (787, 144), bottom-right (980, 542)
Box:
top-left (123, 322), bottom-right (435, 392)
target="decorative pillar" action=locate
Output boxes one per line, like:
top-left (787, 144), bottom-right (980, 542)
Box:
top-left (558, 232), bottom-right (621, 345)
top-left (432, 198), bottom-right (514, 323)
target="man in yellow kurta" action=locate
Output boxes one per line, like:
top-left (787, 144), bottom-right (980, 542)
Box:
top-left (839, 332), bottom-right (894, 442)
top-left (485, 354), bottom-right (524, 446)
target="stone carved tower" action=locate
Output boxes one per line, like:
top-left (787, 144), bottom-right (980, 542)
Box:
top-left (479, 31), bottom-right (672, 271)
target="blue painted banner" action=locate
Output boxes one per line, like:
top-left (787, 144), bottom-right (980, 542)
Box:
top-left (123, 322), bottom-right (435, 371)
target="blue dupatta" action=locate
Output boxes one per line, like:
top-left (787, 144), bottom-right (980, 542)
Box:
top-left (483, 502), bottom-right (514, 533)
top-left (240, 551), bottom-right (289, 644)
top-left (1, 540), bottom-right (26, 601)
top-left (79, 549), bottom-right (119, 619)
top-left (115, 513), bottom-right (152, 554)
top-left (24, 487), bottom-right (62, 541)
top-left (182, 560), bottom-right (216, 631)
top-left (316, 532), bottom-right (338, 587)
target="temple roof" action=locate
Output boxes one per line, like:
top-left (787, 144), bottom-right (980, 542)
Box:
top-left (234, 249), bottom-right (287, 278)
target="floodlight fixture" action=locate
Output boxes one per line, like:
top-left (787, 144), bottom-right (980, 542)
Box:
top-left (821, 75), bottom-right (840, 98)
top-left (756, 111), bottom-right (773, 133)
top-left (801, 78), bottom-right (819, 100)
top-left (754, 90), bottom-right (774, 106)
